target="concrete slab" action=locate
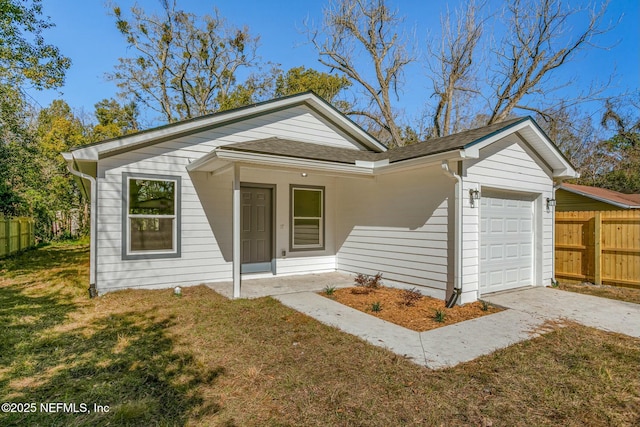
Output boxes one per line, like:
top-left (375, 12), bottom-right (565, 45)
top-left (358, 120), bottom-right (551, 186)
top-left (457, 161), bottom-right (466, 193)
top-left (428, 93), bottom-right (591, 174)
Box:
top-left (207, 272), bottom-right (354, 299)
top-left (483, 287), bottom-right (640, 338)
top-left (275, 292), bottom-right (427, 365)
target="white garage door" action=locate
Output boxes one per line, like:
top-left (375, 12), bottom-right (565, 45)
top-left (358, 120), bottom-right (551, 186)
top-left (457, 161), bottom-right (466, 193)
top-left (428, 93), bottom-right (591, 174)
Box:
top-left (480, 192), bottom-right (533, 294)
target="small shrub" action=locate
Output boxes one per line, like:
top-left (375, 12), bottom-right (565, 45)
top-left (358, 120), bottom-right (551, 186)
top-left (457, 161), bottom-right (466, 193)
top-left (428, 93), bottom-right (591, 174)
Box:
top-left (371, 301), bottom-right (382, 312)
top-left (434, 309), bottom-right (446, 323)
top-left (480, 300), bottom-right (489, 311)
top-left (354, 272), bottom-right (383, 289)
top-left (354, 273), bottom-right (367, 287)
top-left (551, 279), bottom-right (560, 288)
top-left (324, 285), bottom-right (336, 296)
top-left (350, 287), bottom-right (371, 295)
top-left (401, 287), bottom-right (423, 306)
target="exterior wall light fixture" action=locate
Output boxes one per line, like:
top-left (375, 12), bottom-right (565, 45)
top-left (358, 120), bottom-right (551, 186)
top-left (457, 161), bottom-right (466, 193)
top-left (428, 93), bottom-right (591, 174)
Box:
top-left (546, 197), bottom-right (556, 212)
top-left (469, 188), bottom-right (481, 207)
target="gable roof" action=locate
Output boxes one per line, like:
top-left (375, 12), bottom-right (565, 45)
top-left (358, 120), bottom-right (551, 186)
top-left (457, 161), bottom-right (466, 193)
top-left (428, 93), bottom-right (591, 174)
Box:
top-left (68, 91), bottom-right (387, 161)
top-left (559, 183), bottom-right (640, 209)
top-left (208, 116), bottom-right (577, 178)
top-left (65, 90), bottom-right (577, 180)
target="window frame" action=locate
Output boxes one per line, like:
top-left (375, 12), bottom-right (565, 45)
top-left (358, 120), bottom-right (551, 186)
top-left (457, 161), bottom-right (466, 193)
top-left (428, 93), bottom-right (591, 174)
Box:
top-left (289, 184), bottom-right (325, 251)
top-left (122, 172), bottom-right (181, 260)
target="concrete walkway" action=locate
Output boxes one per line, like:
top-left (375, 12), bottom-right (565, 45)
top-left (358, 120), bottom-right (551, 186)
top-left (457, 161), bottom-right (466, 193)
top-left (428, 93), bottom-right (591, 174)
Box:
top-left (273, 287), bottom-right (640, 370)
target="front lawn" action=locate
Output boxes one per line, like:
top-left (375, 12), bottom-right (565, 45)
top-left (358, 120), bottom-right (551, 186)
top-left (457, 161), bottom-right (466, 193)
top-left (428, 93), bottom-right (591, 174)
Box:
top-left (1, 243), bottom-right (639, 426)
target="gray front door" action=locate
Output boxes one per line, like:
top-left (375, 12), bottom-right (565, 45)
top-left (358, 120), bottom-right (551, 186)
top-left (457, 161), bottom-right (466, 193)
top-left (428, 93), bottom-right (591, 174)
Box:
top-left (240, 186), bottom-right (273, 273)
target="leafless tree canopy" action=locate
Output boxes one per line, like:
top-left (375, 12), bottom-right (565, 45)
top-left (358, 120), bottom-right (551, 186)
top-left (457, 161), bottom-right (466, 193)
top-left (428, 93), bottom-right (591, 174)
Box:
top-left (109, 0), bottom-right (261, 123)
top-left (487, 0), bottom-right (611, 124)
top-left (428, 0), bottom-right (484, 138)
top-left (309, 0), bottom-right (415, 147)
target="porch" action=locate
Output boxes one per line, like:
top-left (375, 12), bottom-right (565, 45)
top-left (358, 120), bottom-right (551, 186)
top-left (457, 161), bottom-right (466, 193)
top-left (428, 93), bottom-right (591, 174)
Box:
top-left (206, 271), bottom-right (354, 299)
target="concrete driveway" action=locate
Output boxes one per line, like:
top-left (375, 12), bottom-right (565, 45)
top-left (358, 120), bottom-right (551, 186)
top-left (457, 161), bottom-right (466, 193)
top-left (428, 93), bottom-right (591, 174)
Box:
top-left (273, 286), bottom-right (640, 369)
top-left (483, 287), bottom-right (640, 338)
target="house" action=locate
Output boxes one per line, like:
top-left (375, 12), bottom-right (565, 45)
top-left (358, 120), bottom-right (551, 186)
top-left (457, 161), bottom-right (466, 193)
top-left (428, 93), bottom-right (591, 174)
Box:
top-left (62, 92), bottom-right (577, 303)
top-left (556, 183), bottom-right (640, 211)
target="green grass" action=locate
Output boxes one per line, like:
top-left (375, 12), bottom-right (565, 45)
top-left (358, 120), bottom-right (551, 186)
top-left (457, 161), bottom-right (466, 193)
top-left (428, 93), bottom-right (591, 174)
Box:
top-left (1, 243), bottom-right (639, 426)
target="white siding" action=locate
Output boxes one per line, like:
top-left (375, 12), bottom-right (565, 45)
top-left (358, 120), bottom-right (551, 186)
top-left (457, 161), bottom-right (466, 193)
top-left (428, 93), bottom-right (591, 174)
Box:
top-left (461, 136), bottom-right (554, 303)
top-left (94, 105), bottom-right (363, 293)
top-left (335, 166), bottom-right (454, 299)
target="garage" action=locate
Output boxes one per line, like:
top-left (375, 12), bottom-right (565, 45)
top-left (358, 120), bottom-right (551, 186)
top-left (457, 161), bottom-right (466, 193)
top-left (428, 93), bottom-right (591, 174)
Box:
top-left (479, 191), bottom-right (534, 294)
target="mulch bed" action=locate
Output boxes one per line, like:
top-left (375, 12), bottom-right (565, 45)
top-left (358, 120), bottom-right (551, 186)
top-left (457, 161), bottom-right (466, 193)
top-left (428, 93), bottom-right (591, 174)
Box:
top-left (321, 286), bottom-right (502, 332)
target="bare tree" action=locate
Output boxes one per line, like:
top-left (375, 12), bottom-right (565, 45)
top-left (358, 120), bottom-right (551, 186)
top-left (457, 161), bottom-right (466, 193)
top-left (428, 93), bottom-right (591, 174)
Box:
top-left (487, 0), bottom-right (611, 124)
top-left (426, 0), bottom-right (614, 139)
top-left (309, 0), bottom-right (415, 147)
top-left (109, 0), bottom-right (262, 123)
top-left (428, 0), bottom-right (484, 138)
top-left (535, 103), bottom-right (601, 171)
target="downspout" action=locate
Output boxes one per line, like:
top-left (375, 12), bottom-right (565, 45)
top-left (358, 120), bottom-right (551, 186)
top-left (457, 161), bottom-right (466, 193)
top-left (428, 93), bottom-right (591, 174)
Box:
top-left (441, 160), bottom-right (463, 307)
top-left (63, 153), bottom-right (98, 297)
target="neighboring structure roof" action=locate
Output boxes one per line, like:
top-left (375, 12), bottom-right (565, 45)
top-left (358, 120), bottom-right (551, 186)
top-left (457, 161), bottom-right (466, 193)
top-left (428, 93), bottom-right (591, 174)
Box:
top-left (559, 183), bottom-right (640, 209)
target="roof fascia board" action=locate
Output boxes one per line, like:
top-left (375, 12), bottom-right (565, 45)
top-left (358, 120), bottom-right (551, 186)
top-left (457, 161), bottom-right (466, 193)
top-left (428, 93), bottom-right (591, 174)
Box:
top-left (355, 159), bottom-right (390, 168)
top-left (553, 168), bottom-right (580, 180)
top-left (463, 119), bottom-right (531, 156)
top-left (303, 97), bottom-right (387, 152)
top-left (375, 149), bottom-right (468, 174)
top-left (185, 153), bottom-right (230, 173)
top-left (559, 186), bottom-right (638, 209)
top-left (524, 122), bottom-right (578, 177)
top-left (514, 131), bottom-right (554, 174)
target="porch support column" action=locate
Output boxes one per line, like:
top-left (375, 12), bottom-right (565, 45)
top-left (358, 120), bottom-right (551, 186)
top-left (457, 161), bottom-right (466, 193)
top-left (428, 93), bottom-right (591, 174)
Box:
top-left (232, 164), bottom-right (241, 298)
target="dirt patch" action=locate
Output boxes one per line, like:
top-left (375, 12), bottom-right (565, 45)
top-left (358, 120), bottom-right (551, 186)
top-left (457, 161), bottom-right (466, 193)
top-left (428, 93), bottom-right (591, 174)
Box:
top-left (321, 286), bottom-right (502, 332)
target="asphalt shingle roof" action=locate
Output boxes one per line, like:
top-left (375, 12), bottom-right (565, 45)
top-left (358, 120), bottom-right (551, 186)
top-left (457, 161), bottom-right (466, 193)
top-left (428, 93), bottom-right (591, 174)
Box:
top-left (222, 117), bottom-right (526, 165)
top-left (221, 138), bottom-right (380, 164)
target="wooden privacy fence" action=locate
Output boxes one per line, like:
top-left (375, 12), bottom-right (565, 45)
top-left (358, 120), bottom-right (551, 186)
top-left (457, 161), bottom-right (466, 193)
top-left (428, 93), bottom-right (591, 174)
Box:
top-left (0, 216), bottom-right (36, 258)
top-left (555, 211), bottom-right (640, 288)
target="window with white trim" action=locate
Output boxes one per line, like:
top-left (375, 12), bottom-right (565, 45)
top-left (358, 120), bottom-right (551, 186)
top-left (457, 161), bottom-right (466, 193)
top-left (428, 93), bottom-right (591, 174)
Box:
top-left (124, 175), bottom-right (180, 257)
top-left (291, 185), bottom-right (324, 250)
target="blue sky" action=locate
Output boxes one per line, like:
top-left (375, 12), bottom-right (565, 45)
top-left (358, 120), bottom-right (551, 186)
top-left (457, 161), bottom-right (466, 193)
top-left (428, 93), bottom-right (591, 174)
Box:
top-left (30, 0), bottom-right (639, 126)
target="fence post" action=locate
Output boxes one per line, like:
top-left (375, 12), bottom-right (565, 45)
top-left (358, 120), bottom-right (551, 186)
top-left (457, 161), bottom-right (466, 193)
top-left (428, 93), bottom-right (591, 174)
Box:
top-left (5, 217), bottom-right (10, 256)
top-left (594, 211), bottom-right (602, 285)
top-left (17, 219), bottom-right (22, 252)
